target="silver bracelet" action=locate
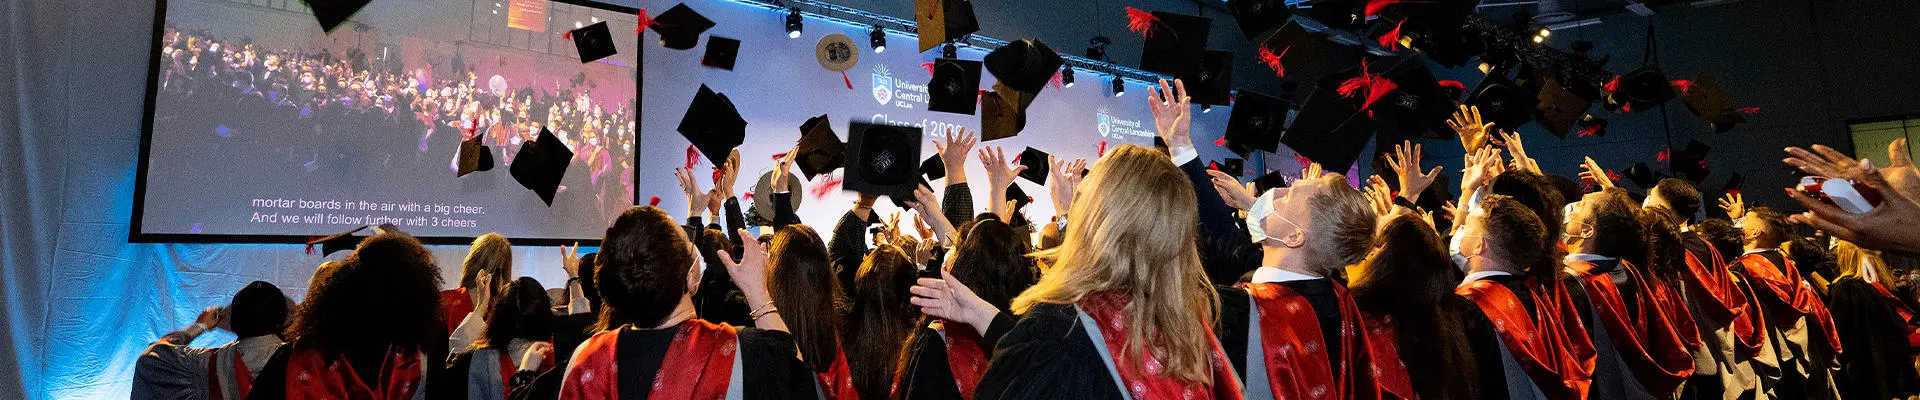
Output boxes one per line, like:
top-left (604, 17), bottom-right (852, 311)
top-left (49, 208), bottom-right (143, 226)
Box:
top-left (750, 306), bottom-right (779, 320)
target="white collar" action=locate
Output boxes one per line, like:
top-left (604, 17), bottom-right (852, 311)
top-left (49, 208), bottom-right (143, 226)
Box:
top-left (1563, 253), bottom-right (1617, 263)
top-left (1460, 270), bottom-right (1515, 287)
top-left (1251, 267), bottom-right (1322, 284)
top-left (1743, 248), bottom-right (1776, 256)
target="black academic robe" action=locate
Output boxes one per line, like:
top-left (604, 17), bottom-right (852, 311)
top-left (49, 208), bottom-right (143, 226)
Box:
top-left (973, 303), bottom-right (1126, 400)
top-left (1827, 277), bottom-right (1920, 400)
top-left (1460, 274), bottom-right (1538, 400)
top-left (611, 326), bottom-right (815, 400)
top-left (894, 316), bottom-right (1017, 400)
top-left (1180, 157), bottom-right (1260, 285)
top-left (1560, 259), bottom-right (1655, 400)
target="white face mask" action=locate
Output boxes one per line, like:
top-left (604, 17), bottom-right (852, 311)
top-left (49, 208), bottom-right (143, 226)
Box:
top-left (1449, 232), bottom-right (1473, 273)
top-left (1246, 189), bottom-right (1277, 243)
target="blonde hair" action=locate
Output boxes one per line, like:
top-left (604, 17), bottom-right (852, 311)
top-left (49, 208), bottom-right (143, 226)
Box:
top-left (1302, 173), bottom-right (1376, 270)
top-left (1016, 144), bottom-right (1219, 384)
top-left (1833, 240), bottom-right (1894, 282)
top-left (460, 233), bottom-right (513, 292)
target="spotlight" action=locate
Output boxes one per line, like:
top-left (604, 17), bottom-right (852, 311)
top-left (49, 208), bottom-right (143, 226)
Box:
top-left (1111, 76), bottom-right (1125, 97)
top-left (1061, 65), bottom-right (1076, 88)
top-left (1538, 28), bottom-right (1551, 37)
top-left (1201, 104), bottom-right (1211, 113)
top-left (942, 42), bottom-right (958, 59)
top-left (1532, 35), bottom-right (1545, 44)
top-left (785, 9), bottom-right (803, 39)
top-left (869, 26), bottom-right (886, 53)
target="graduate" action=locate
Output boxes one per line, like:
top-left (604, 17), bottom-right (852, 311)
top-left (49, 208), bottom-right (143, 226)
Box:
top-left (1350, 214), bottom-right (1482, 400)
top-left (1559, 188), bottom-right (1695, 398)
top-left (557, 206), bottom-right (814, 399)
top-left (1648, 182), bottom-right (1766, 400)
top-left (1824, 240), bottom-right (1920, 400)
top-left (1454, 193), bottom-right (1596, 400)
top-left (245, 233), bottom-right (448, 400)
top-left (439, 277), bottom-right (556, 400)
top-left (764, 226), bottom-right (860, 399)
top-left (842, 245), bottom-right (922, 400)
top-left (132, 281), bottom-right (290, 400)
top-left (1733, 207), bottom-right (1842, 399)
top-left (894, 218), bottom-right (1034, 400)
top-left (445, 233), bottom-right (514, 351)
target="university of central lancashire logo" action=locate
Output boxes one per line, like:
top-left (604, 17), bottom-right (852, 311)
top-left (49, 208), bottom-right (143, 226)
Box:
top-left (871, 65), bottom-right (894, 105)
top-left (1096, 107), bottom-right (1114, 138)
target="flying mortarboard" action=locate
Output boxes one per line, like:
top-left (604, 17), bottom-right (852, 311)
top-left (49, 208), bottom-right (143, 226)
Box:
top-left (1137, 11), bottom-right (1212, 78)
top-left (305, 0), bottom-right (371, 34)
top-left (1533, 77), bottom-right (1591, 138)
top-left (1373, 56), bottom-right (1457, 141)
top-left (1606, 66), bottom-right (1674, 112)
top-left (1576, 115), bottom-right (1609, 137)
top-left (915, 0), bottom-right (979, 53)
top-left (1228, 0), bottom-right (1292, 42)
top-left (1214, 158), bottom-right (1247, 178)
top-left (1679, 73), bottom-right (1745, 133)
top-left (569, 21), bottom-right (617, 64)
top-left (927, 58), bottom-right (983, 115)
top-left (1189, 51), bottom-right (1235, 106)
top-left (509, 127), bottom-right (575, 206)
top-left (1253, 169), bottom-right (1291, 193)
top-left (1282, 75), bottom-right (1373, 173)
top-left (1016, 147), bottom-right (1050, 184)
top-left (457, 135), bottom-right (495, 178)
top-left (1005, 182), bottom-right (1032, 211)
top-left (1623, 162), bottom-right (1655, 189)
top-left (1671, 139), bottom-right (1711, 183)
top-left (676, 85), bottom-right (747, 167)
top-left (979, 82), bottom-right (1037, 141)
top-left (843, 122), bottom-right (925, 201)
top-left (983, 39), bottom-right (1065, 94)
top-left (701, 36), bottom-right (740, 70)
top-left (1723, 172), bottom-right (1744, 195)
top-left (816, 34), bottom-right (860, 72)
top-left (922, 154), bottom-right (946, 181)
top-left (1224, 90), bottom-right (1288, 156)
top-left (305, 225), bottom-right (368, 256)
top-left (1467, 74), bottom-right (1540, 132)
top-left (650, 4), bottom-right (716, 51)
top-left (794, 115), bottom-right (845, 180)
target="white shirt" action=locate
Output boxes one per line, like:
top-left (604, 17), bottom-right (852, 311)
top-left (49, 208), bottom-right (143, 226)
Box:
top-left (1171, 145), bottom-right (1199, 166)
top-left (1742, 248), bottom-right (1776, 256)
top-left (1459, 270), bottom-right (1515, 288)
top-left (1250, 267), bottom-right (1321, 284)
top-left (1564, 253), bottom-right (1617, 264)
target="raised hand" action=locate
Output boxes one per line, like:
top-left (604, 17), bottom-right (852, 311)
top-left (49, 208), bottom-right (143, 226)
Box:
top-left (771, 146), bottom-right (798, 193)
top-left (1787, 140), bottom-right (1920, 199)
top-left (1494, 130), bottom-right (1539, 174)
top-left (1719, 192), bottom-right (1747, 220)
top-left (1047, 156), bottom-right (1085, 216)
top-left (1787, 161), bottom-right (1920, 255)
top-left (1207, 169), bottom-right (1257, 211)
top-left (1149, 78), bottom-right (1193, 149)
top-left (1578, 157), bottom-right (1614, 190)
top-left (715, 149), bottom-right (741, 199)
top-left (560, 242), bottom-right (581, 279)
top-left (903, 185), bottom-right (956, 245)
top-left (914, 214), bottom-right (934, 242)
top-left (909, 269), bottom-right (1001, 336)
top-left (1447, 104), bottom-right (1495, 152)
top-left (517, 341), bottom-right (554, 372)
top-left (932, 127), bottom-right (978, 184)
top-left (718, 229), bottom-right (787, 331)
top-left (978, 146), bottom-right (1026, 190)
top-left (1387, 140), bottom-right (1443, 202)
top-left (1304, 162), bottom-right (1324, 180)
top-left (1461, 148), bottom-right (1504, 195)
top-left (675, 167), bottom-right (707, 217)
top-left (1363, 176), bottom-right (1394, 218)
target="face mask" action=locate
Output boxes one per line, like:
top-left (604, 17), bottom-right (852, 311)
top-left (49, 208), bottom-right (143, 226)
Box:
top-left (1449, 233), bottom-right (1473, 273)
top-left (1246, 189), bottom-right (1306, 247)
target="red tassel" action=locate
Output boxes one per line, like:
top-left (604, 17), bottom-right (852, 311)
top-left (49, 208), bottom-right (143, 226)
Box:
top-left (1365, 0), bottom-right (1398, 17)
top-left (770, 152), bottom-right (789, 162)
top-left (1214, 137), bottom-right (1227, 146)
top-left (1257, 46), bottom-right (1287, 77)
top-left (1603, 75), bottom-right (1621, 93)
top-left (1622, 103), bottom-right (1634, 112)
top-left (1294, 153), bottom-right (1313, 168)
top-left (1377, 20), bottom-right (1405, 51)
top-left (921, 62), bottom-right (935, 76)
top-left (743, 191), bottom-right (755, 201)
top-left (1671, 79), bottom-right (1694, 94)
top-left (1049, 70), bottom-right (1064, 90)
top-left (1125, 7), bottom-right (1159, 37)
top-left (712, 168), bottom-right (724, 183)
top-left (649, 196), bottom-right (661, 206)
top-left (304, 240), bottom-right (317, 255)
top-left (636, 8), bottom-right (654, 34)
top-left (1739, 107), bottom-right (1760, 114)
top-left (562, 30), bottom-right (572, 40)
top-left (843, 72), bottom-right (853, 90)
top-left (1606, 170), bottom-right (1622, 181)
top-left (1209, 161), bottom-right (1221, 171)
top-left (1336, 63), bottom-right (1397, 109)
top-left (1097, 141), bottom-right (1108, 157)
top-left (810, 175), bottom-right (844, 199)
top-left (1727, 189), bottom-right (1741, 196)
top-left (685, 145), bottom-right (699, 168)
top-left (1577, 126), bottom-right (1600, 137)
top-left (1438, 80), bottom-right (1465, 90)
top-left (1657, 150), bottom-right (1670, 161)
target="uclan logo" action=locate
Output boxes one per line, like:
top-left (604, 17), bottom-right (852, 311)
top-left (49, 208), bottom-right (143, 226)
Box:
top-left (870, 65), bottom-right (894, 105)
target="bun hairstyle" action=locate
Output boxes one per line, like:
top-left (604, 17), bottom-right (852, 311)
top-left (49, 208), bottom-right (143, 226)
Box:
top-left (596, 206), bottom-right (696, 331)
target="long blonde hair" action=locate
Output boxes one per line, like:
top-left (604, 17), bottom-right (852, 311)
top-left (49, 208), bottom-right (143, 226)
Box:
top-left (461, 233), bottom-right (513, 294)
top-left (1833, 240), bottom-right (1894, 282)
top-left (1016, 144), bottom-right (1219, 384)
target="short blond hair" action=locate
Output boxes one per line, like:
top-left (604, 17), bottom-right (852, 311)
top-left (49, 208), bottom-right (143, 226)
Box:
top-left (1302, 173), bottom-right (1376, 270)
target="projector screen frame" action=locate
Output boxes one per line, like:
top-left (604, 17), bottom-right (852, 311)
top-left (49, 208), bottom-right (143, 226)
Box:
top-left (130, 0), bottom-right (642, 247)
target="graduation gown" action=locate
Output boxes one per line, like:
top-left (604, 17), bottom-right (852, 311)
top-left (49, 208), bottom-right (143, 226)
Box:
top-left (1456, 274), bottom-right (1596, 400)
top-left (1215, 278), bottom-right (1413, 400)
top-left (244, 342), bottom-right (430, 400)
top-left (555, 319), bottom-right (813, 400)
top-left (974, 291), bottom-right (1243, 400)
top-left (1734, 251), bottom-right (1841, 399)
top-left (440, 344), bottom-right (555, 400)
top-left (893, 317), bottom-right (1016, 400)
top-left (1677, 235), bottom-right (1762, 400)
top-left (1827, 277), bottom-right (1920, 400)
top-left (440, 288), bottom-right (474, 334)
top-left (1564, 258), bottom-right (1696, 399)
top-left (133, 334), bottom-right (283, 400)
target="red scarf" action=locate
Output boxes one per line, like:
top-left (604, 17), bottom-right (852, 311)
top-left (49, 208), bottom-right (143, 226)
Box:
top-left (1457, 278), bottom-right (1596, 400)
top-left (284, 344), bottom-right (425, 400)
top-left (1078, 291), bottom-right (1244, 400)
top-left (1736, 253), bottom-right (1843, 355)
top-left (441, 288), bottom-right (474, 333)
top-left (1683, 249), bottom-right (1768, 359)
top-left (817, 347), bottom-right (859, 400)
top-left (559, 320), bottom-right (738, 400)
top-left (942, 321), bottom-right (990, 399)
top-left (1864, 280), bottom-right (1920, 348)
top-left (1242, 282), bottom-right (1412, 399)
top-left (206, 348), bottom-right (254, 400)
top-left (1565, 260), bottom-right (1696, 396)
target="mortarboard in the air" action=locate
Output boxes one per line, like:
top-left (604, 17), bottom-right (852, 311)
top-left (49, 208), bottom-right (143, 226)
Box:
top-left (1671, 139), bottom-right (1711, 183)
top-left (1679, 73), bottom-right (1745, 133)
top-left (1212, 158), bottom-right (1246, 178)
top-left (1228, 0), bottom-right (1292, 42)
top-left (1294, 0), bottom-right (1362, 31)
top-left (843, 121), bottom-right (925, 201)
top-left (983, 39), bottom-right (1065, 94)
top-left (1372, 56), bottom-right (1457, 141)
top-left (569, 21), bottom-right (617, 64)
top-left (922, 154), bottom-right (946, 181)
top-left (676, 84), bottom-right (747, 167)
top-left (457, 136), bottom-right (495, 177)
top-left (1005, 182), bottom-right (1032, 210)
top-left (306, 0), bottom-right (371, 34)
top-left (1257, 21), bottom-right (1361, 89)
top-left (1016, 147), bottom-right (1049, 184)
top-left (1280, 73), bottom-right (1374, 174)
top-left (1253, 169), bottom-right (1291, 193)
top-left (1576, 115), bottom-right (1609, 137)
top-left (794, 115), bottom-right (845, 180)
top-left (510, 127), bottom-right (575, 206)
top-left (1189, 51), bottom-right (1235, 106)
top-left (888, 177), bottom-right (935, 210)
top-left (1467, 74), bottom-right (1539, 132)
top-left (651, 3), bottom-right (716, 51)
top-left (1224, 90), bottom-right (1288, 156)
top-left (915, 0), bottom-right (979, 53)
top-left (701, 36), bottom-right (740, 70)
top-left (1623, 162), bottom-right (1655, 189)
top-left (1533, 76), bottom-right (1591, 139)
top-left (1723, 172), bottom-right (1745, 195)
top-left (1606, 65), bottom-right (1674, 112)
top-left (979, 82), bottom-right (1037, 141)
top-left (750, 171), bottom-right (804, 223)
top-left (927, 58), bottom-right (983, 115)
top-left (1137, 11), bottom-right (1212, 78)
top-left (305, 225), bottom-right (368, 256)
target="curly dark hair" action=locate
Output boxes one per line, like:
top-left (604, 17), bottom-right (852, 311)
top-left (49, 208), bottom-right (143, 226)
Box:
top-left (286, 232), bottom-right (446, 356)
top-left (1352, 215), bottom-right (1478, 400)
top-left (596, 206), bottom-right (696, 331)
top-left (1651, 178), bottom-right (1703, 223)
top-left (477, 277), bottom-right (553, 350)
top-left (1490, 171), bottom-right (1568, 283)
top-left (1694, 218), bottom-right (1745, 261)
top-left (768, 224), bottom-right (847, 373)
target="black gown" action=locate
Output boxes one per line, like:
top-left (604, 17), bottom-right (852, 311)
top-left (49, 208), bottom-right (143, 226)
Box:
top-left (612, 326), bottom-right (815, 400)
top-left (973, 303), bottom-right (1126, 400)
top-left (893, 315), bottom-right (1017, 400)
top-left (1827, 277), bottom-right (1920, 400)
top-left (1458, 274), bottom-right (1538, 400)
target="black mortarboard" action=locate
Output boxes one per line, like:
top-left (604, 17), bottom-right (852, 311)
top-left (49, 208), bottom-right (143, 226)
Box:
top-left (1672, 139), bottom-right (1711, 183)
top-left (1224, 90), bottom-right (1288, 156)
top-left (1533, 77), bottom-right (1591, 138)
top-left (1679, 74), bottom-right (1745, 133)
top-left (979, 83), bottom-right (1037, 141)
top-left (569, 22), bottom-right (617, 64)
top-left (1723, 172), bottom-right (1744, 195)
top-left (927, 58), bottom-right (983, 115)
top-left (306, 0), bottom-right (371, 33)
top-left (701, 36), bottom-right (740, 70)
top-left (1016, 147), bottom-right (1049, 184)
top-left (1624, 162), bottom-right (1655, 188)
top-left (510, 127), bottom-right (575, 205)
top-left (1576, 115), bottom-right (1608, 137)
top-left (1138, 11), bottom-right (1212, 78)
top-left (1229, 0), bottom-right (1292, 42)
top-left (1373, 56), bottom-right (1456, 141)
top-left (843, 121), bottom-right (924, 200)
top-left (305, 225), bottom-right (367, 256)
top-left (983, 39), bottom-right (1065, 94)
top-left (1257, 22), bottom-right (1360, 91)
top-left (1606, 66), bottom-right (1674, 112)
top-left (889, 177), bottom-right (935, 210)
top-left (794, 115), bottom-right (844, 180)
top-left (677, 85), bottom-right (747, 166)
top-left (1189, 51), bottom-right (1235, 106)
top-left (1212, 158), bottom-right (1247, 178)
top-left (1467, 74), bottom-right (1539, 132)
top-left (922, 154), bottom-right (946, 181)
top-left (651, 3), bottom-right (716, 51)
top-left (1295, 0), bottom-right (1362, 30)
top-left (457, 136), bottom-right (495, 177)
top-left (915, 0), bottom-right (979, 53)
top-left (1005, 182), bottom-right (1032, 210)
top-left (1253, 170), bottom-right (1290, 193)
top-left (1283, 77), bottom-right (1372, 173)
